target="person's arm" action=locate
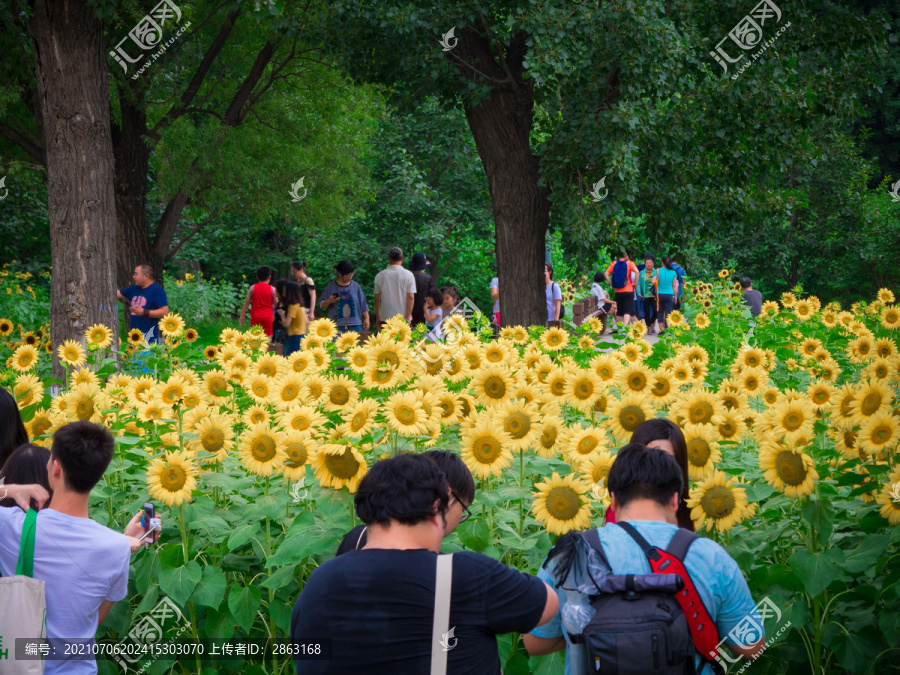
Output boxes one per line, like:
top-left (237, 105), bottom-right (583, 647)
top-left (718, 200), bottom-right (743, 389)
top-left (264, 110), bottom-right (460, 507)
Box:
top-left (239, 288), bottom-right (252, 325)
top-left (406, 292), bottom-right (414, 322)
top-left (373, 293), bottom-right (381, 325)
top-left (149, 305), bottom-right (169, 319)
top-left (423, 305), bottom-right (437, 322)
top-left (0, 484), bottom-right (50, 510)
top-left (490, 287), bottom-right (499, 303)
top-left (523, 633), bottom-right (567, 655)
top-left (99, 599), bottom-right (115, 624)
top-left (672, 276), bottom-right (678, 296)
top-left (278, 306), bottom-right (293, 328)
top-left (117, 289), bottom-right (126, 301)
top-left (307, 277), bottom-right (316, 321)
top-left (553, 299), bottom-right (561, 321)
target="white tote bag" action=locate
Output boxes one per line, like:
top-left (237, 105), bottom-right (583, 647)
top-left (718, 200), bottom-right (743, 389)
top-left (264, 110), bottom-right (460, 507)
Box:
top-left (0, 508), bottom-right (47, 675)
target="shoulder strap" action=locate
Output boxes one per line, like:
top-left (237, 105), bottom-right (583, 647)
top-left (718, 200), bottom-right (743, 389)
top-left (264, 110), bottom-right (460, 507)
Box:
top-left (16, 508), bottom-right (38, 577)
top-left (431, 553), bottom-right (454, 675)
top-left (355, 526), bottom-right (367, 550)
top-left (617, 522), bottom-right (721, 665)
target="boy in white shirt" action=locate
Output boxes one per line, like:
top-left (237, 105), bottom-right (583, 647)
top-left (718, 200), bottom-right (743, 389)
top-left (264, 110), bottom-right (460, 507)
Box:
top-left (590, 272), bottom-right (617, 316)
top-left (423, 289), bottom-right (444, 341)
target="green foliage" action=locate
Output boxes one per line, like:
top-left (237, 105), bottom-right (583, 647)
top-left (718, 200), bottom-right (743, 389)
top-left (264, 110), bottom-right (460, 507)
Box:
top-left (163, 273), bottom-right (243, 323)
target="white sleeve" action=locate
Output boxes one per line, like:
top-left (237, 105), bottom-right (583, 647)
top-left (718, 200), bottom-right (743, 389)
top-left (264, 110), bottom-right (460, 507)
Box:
top-left (105, 537), bottom-right (131, 602)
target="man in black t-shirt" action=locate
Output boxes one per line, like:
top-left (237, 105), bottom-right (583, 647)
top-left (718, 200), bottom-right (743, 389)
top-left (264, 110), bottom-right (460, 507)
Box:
top-left (291, 455), bottom-right (557, 675)
top-left (410, 252), bottom-right (438, 328)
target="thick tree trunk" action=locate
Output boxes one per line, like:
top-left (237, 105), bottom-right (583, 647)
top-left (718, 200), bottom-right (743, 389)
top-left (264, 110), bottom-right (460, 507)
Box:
top-left (112, 87), bottom-right (154, 288)
top-left (452, 29), bottom-right (550, 328)
top-left (29, 0), bottom-right (118, 379)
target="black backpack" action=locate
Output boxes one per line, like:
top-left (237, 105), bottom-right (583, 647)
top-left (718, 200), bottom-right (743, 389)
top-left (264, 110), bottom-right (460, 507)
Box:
top-left (572, 524), bottom-right (723, 675)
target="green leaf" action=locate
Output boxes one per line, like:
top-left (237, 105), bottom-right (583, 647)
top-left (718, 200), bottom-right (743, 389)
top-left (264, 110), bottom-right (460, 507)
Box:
top-left (457, 519), bottom-right (489, 552)
top-left (800, 498), bottom-right (835, 543)
top-left (228, 523), bottom-right (261, 550)
top-left (267, 525), bottom-right (345, 567)
top-left (159, 560), bottom-right (202, 607)
top-left (791, 548), bottom-right (845, 597)
top-left (530, 651), bottom-right (566, 675)
top-left (260, 565), bottom-right (297, 590)
top-left (189, 566), bottom-right (227, 609)
top-left (832, 628), bottom-right (881, 674)
top-left (841, 535), bottom-right (890, 574)
top-left (879, 611), bottom-right (900, 647)
top-left (228, 584), bottom-right (262, 633)
top-left (504, 651), bottom-right (530, 675)
top-left (269, 597), bottom-right (294, 635)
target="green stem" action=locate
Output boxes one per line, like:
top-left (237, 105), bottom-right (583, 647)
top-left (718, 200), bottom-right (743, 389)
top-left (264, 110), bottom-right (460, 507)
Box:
top-left (178, 504), bottom-right (189, 565)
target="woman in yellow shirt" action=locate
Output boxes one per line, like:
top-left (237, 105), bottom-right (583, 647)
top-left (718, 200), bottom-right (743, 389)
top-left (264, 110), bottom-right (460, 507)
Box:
top-left (276, 282), bottom-right (308, 356)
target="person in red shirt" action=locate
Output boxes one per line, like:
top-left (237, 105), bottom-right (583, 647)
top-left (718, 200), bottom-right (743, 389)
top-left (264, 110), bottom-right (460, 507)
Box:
top-left (604, 254), bottom-right (639, 327)
top-left (239, 265), bottom-right (277, 336)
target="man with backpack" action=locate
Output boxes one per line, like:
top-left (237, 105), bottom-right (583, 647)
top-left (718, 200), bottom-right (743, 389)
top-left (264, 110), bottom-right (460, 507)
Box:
top-left (523, 444), bottom-right (764, 675)
top-left (604, 253), bottom-right (639, 328)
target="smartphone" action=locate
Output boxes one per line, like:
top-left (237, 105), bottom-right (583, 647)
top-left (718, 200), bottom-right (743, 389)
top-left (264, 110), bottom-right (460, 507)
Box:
top-left (141, 502), bottom-right (155, 530)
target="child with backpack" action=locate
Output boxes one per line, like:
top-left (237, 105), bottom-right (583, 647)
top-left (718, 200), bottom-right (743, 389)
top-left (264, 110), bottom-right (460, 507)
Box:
top-left (524, 444), bottom-right (765, 675)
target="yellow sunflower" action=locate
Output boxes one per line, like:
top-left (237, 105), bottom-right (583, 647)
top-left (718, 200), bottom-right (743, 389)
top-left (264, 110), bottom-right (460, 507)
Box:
top-left (277, 405), bottom-right (326, 435)
top-left (270, 373), bottom-right (304, 410)
top-left (66, 383), bottom-right (103, 422)
top-left (564, 426), bottom-right (608, 469)
top-left (605, 392), bottom-right (656, 443)
top-left (202, 345), bottom-right (218, 361)
top-left (470, 366), bottom-right (514, 407)
top-left (771, 398), bottom-right (815, 445)
top-left (667, 310), bottom-right (685, 327)
top-left (57, 340), bottom-right (86, 367)
top-left (14, 373), bottom-right (44, 409)
top-left (460, 416), bottom-right (514, 479)
top-left (680, 389), bottom-right (724, 427)
top-left (343, 399), bottom-right (380, 436)
top-left (781, 292), bottom-right (796, 308)
top-left (538, 326), bottom-right (569, 352)
top-left (383, 391), bottom-right (430, 436)
top-left (564, 370), bottom-right (604, 413)
top-left (620, 343), bottom-right (644, 364)
top-left (158, 375), bottom-right (187, 407)
top-left (188, 414), bottom-right (235, 462)
top-left (11, 344), bottom-right (39, 372)
top-left (620, 363), bottom-right (653, 395)
top-left (694, 313), bottom-right (711, 329)
top-left (25, 408), bottom-right (56, 443)
top-left (806, 381), bottom-right (836, 410)
top-left (880, 305), bottom-right (900, 330)
top-left (201, 369), bottom-right (232, 404)
top-left (346, 346), bottom-right (370, 373)
top-left (687, 470), bottom-right (755, 533)
top-left (0, 318), bottom-right (13, 336)
top-left (282, 433), bottom-right (313, 482)
top-left (244, 404), bottom-right (270, 426)
top-left (146, 450), bottom-right (197, 506)
top-left (874, 469), bottom-right (900, 525)
top-left (531, 472), bottom-right (592, 535)
top-left (793, 299), bottom-right (814, 321)
top-left (683, 424), bottom-right (721, 480)
top-left (849, 380), bottom-right (893, 425)
top-left (85, 323), bottom-right (113, 349)
top-left (325, 375), bottom-right (360, 412)
top-left (758, 441), bottom-right (818, 498)
top-left (159, 313), bottom-right (186, 338)
top-left (246, 373), bottom-right (273, 405)
top-left (857, 412), bottom-right (899, 457)
top-left (589, 353), bottom-right (621, 385)
top-left (534, 416), bottom-right (566, 459)
top-left (312, 443), bottom-right (368, 492)
top-left (496, 400), bottom-right (539, 452)
top-left (238, 423), bottom-right (286, 476)
top-left (716, 410), bottom-right (748, 443)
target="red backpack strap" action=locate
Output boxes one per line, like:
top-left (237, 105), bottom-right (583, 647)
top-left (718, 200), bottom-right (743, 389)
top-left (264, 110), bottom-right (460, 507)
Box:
top-left (617, 522), bottom-right (722, 666)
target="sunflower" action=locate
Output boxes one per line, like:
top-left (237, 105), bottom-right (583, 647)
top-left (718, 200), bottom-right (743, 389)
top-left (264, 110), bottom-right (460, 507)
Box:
top-left (381, 315), bottom-right (413, 342)
top-left (154, 375), bottom-right (185, 407)
top-left (188, 415), bottom-right (235, 462)
top-left (589, 353), bottom-right (621, 385)
top-left (849, 380), bottom-right (893, 425)
top-left (14, 373), bottom-right (44, 409)
top-left (717, 269), bottom-right (730, 279)
top-left (159, 313), bottom-right (186, 338)
top-left (544, 367), bottom-right (570, 401)
top-left (201, 369), bottom-right (232, 404)
top-left (287, 351), bottom-right (315, 375)
top-left (680, 389), bottom-right (724, 427)
top-left (564, 426), bottom-right (607, 469)
top-left (646, 371), bottom-right (678, 407)
top-left (312, 443), bottom-right (368, 492)
top-left (620, 343), bottom-right (643, 363)
top-left (716, 410), bottom-right (748, 443)
top-left (470, 366), bottom-right (513, 407)
top-left (666, 310), bottom-right (685, 327)
top-left (343, 346), bottom-right (371, 374)
top-left (253, 353), bottom-right (283, 379)
top-left (793, 299), bottom-right (814, 321)
top-left (670, 361), bottom-right (693, 385)
top-left (344, 400), bottom-right (380, 436)
top-left (620, 363), bottom-right (652, 395)
top-left (244, 404), bottom-right (270, 426)
top-left (863, 357), bottom-right (895, 382)
top-left (759, 441), bottom-right (818, 498)
top-left (137, 399), bottom-right (173, 423)
top-left (683, 424), bottom-right (721, 480)
top-left (694, 313), bottom-right (711, 329)
top-left (57, 340), bottom-right (86, 368)
top-left (85, 323), bottom-right (113, 349)
top-left (771, 398), bottom-right (815, 445)
top-left (807, 381), bottom-right (836, 410)
top-left (363, 361), bottom-right (402, 390)
top-left (246, 373), bottom-right (273, 405)
top-left (717, 389), bottom-right (749, 414)
top-left (11, 344), bottom-right (39, 372)
top-left (460, 416), bottom-right (514, 479)
top-left (277, 405), bottom-right (326, 435)
top-left (848, 335), bottom-right (875, 363)
top-left (880, 305), bottom-right (900, 330)
top-left (531, 472), bottom-right (592, 536)
top-left (564, 370), bottom-right (603, 413)
top-left (857, 412), bottom-right (899, 456)
top-left (26, 408), bottom-right (56, 443)
top-left (490, 400), bottom-right (536, 451)
top-left (781, 292), bottom-right (796, 308)
top-left (605, 392), bottom-right (656, 443)
top-left (875, 469), bottom-right (900, 525)
top-left (383, 391), bottom-right (430, 436)
top-left (831, 419), bottom-right (859, 459)
top-left (264, 372), bottom-right (301, 410)
top-left (239, 423), bottom-right (286, 476)
top-left (202, 345), bottom-right (218, 361)
top-left (687, 470), bottom-right (755, 533)
top-left (70, 367), bottom-right (100, 389)
top-left (146, 451), bottom-right (197, 506)
top-left (282, 433), bottom-right (313, 482)
top-left (534, 416), bottom-right (565, 459)
top-left (332, 331), bottom-right (359, 354)
top-left (0, 318), bottom-right (12, 336)
top-left (325, 375), bottom-right (360, 412)
top-left (628, 321), bottom-right (648, 340)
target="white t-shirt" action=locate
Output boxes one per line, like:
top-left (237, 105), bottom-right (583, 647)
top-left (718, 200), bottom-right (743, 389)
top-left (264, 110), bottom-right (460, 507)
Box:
top-left (426, 307), bottom-right (444, 341)
top-left (373, 265), bottom-right (416, 322)
top-left (590, 283), bottom-right (609, 303)
top-left (490, 277), bottom-right (500, 314)
top-left (0, 507), bottom-right (131, 674)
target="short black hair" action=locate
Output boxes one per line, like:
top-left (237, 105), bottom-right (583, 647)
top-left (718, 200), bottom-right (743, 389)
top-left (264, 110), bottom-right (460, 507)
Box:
top-left (441, 287), bottom-right (460, 303)
top-left (355, 454), bottom-right (449, 527)
top-left (0, 387), bottom-right (28, 467)
top-left (740, 276), bottom-right (752, 289)
top-left (49, 421), bottom-right (115, 493)
top-left (388, 247), bottom-right (403, 262)
top-left (644, 254), bottom-right (656, 263)
top-left (291, 261), bottom-right (307, 272)
top-left (545, 262), bottom-right (554, 279)
top-left (630, 419), bottom-right (693, 530)
top-left (422, 450), bottom-right (475, 505)
top-left (427, 288), bottom-right (443, 306)
top-left (335, 260), bottom-right (355, 276)
top-left (594, 271), bottom-right (606, 284)
top-left (257, 265), bottom-right (272, 281)
top-left (138, 263), bottom-right (154, 279)
top-left (607, 443), bottom-right (683, 508)
top-left (0, 443), bottom-right (52, 509)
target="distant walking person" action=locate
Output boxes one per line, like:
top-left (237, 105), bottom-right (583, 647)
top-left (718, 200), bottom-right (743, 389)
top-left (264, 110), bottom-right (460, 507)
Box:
top-left (669, 256), bottom-right (687, 310)
top-left (605, 253), bottom-right (639, 327)
top-left (589, 272), bottom-right (616, 317)
top-left (741, 277), bottom-right (763, 318)
top-left (291, 261), bottom-right (317, 324)
top-left (409, 252), bottom-right (438, 329)
top-left (320, 260), bottom-right (370, 335)
top-left (545, 263), bottom-right (563, 322)
top-left (117, 264), bottom-right (169, 344)
top-left (277, 282), bottom-right (308, 356)
top-left (656, 257), bottom-right (680, 334)
top-left (490, 275), bottom-right (500, 324)
top-left (373, 247), bottom-right (416, 328)
top-left (239, 266), bottom-right (277, 336)
top-left (637, 255), bottom-right (659, 334)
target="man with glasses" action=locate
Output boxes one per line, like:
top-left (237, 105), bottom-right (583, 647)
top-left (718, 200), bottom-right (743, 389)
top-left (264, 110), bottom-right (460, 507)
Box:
top-left (293, 453), bottom-right (557, 674)
top-left (336, 449), bottom-right (474, 554)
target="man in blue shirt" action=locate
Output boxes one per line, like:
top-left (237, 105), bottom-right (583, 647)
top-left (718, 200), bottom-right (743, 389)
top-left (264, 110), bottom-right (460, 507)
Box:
top-left (669, 257), bottom-right (687, 309)
top-left (117, 264), bottom-right (169, 344)
top-left (524, 444), bottom-right (764, 675)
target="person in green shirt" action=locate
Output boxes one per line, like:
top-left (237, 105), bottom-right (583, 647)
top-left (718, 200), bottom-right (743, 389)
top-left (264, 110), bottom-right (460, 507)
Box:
top-left (637, 255), bottom-right (659, 334)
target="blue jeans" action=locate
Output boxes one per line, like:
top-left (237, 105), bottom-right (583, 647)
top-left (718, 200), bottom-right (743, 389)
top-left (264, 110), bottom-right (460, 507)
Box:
top-left (338, 324), bottom-right (362, 335)
top-left (283, 334), bottom-right (302, 357)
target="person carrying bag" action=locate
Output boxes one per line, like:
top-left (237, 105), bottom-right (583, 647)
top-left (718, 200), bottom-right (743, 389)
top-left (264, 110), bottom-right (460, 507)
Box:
top-left (0, 508), bottom-right (47, 675)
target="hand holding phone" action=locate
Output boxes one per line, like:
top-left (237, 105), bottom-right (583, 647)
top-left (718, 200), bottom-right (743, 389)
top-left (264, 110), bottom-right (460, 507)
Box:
top-left (138, 502), bottom-right (160, 545)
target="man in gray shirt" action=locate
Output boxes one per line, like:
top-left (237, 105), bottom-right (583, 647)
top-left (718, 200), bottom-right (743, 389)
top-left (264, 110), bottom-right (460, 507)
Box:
top-left (373, 246), bottom-right (416, 327)
top-left (741, 276), bottom-right (762, 317)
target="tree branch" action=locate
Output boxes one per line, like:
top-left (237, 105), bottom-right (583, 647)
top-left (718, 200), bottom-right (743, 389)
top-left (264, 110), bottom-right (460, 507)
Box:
top-left (0, 119), bottom-right (44, 166)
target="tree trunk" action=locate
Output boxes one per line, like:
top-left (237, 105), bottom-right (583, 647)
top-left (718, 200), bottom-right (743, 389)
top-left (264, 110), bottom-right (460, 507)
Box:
top-left (112, 87), bottom-right (154, 288)
top-left (452, 29), bottom-right (550, 328)
top-left (29, 0), bottom-right (119, 379)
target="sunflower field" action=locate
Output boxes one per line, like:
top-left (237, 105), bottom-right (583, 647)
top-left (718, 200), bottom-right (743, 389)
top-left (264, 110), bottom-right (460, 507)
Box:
top-left (1, 276), bottom-right (899, 675)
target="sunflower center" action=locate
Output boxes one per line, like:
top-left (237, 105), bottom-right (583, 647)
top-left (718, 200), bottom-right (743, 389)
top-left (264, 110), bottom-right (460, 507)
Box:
top-left (689, 401), bottom-right (714, 424)
top-left (32, 417), bottom-right (52, 436)
top-left (843, 430), bottom-right (857, 447)
top-left (351, 412), bottom-right (368, 431)
top-left (593, 396), bottom-right (608, 413)
top-left (628, 374), bottom-right (647, 391)
top-left (576, 435), bottom-right (599, 455)
top-left (472, 436), bottom-right (502, 463)
top-left (481, 375), bottom-right (506, 399)
top-left (545, 486), bottom-right (581, 520)
top-left (282, 384), bottom-right (299, 401)
top-left (252, 382), bottom-right (268, 397)
top-left (700, 485), bottom-right (736, 519)
top-left (250, 410), bottom-right (267, 424)
top-left (379, 351), bottom-right (400, 368)
top-left (396, 404), bottom-right (417, 425)
top-left (775, 451), bottom-right (807, 486)
top-left (574, 380), bottom-right (594, 400)
top-left (686, 438), bottom-right (711, 467)
top-left (540, 426), bottom-right (558, 448)
top-left (202, 428), bottom-right (225, 453)
top-left (251, 436), bottom-right (277, 462)
top-left (546, 332), bottom-right (562, 346)
top-left (285, 442), bottom-right (308, 467)
top-left (162, 388), bottom-right (180, 404)
top-left (308, 384), bottom-right (324, 398)
top-left (592, 465), bottom-right (609, 483)
top-left (860, 393), bottom-right (881, 415)
top-left (619, 405), bottom-right (646, 432)
top-left (652, 380), bottom-right (671, 396)
top-left (324, 448), bottom-right (360, 479)
top-left (550, 378), bottom-right (566, 396)
top-left (782, 410), bottom-right (804, 431)
top-left (505, 412), bottom-right (531, 439)
top-left (373, 368), bottom-right (393, 384)
top-left (870, 424), bottom-right (892, 446)
top-left (76, 397), bottom-right (94, 420)
top-left (160, 465), bottom-right (187, 492)
top-left (811, 390), bottom-right (828, 405)
top-left (326, 385), bottom-right (349, 406)
top-left (486, 349), bottom-right (503, 362)
top-left (291, 415), bottom-right (311, 431)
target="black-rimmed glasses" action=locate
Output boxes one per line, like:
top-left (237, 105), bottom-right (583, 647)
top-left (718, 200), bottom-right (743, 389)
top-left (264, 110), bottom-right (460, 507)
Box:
top-left (451, 491), bottom-right (473, 522)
